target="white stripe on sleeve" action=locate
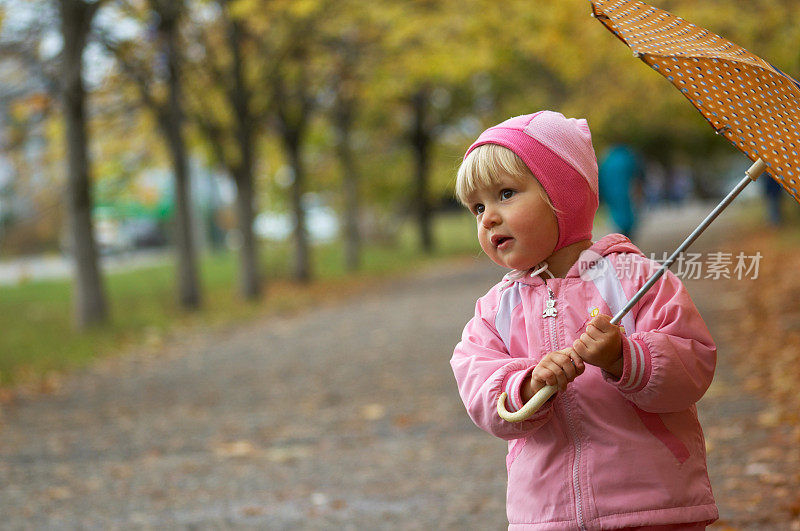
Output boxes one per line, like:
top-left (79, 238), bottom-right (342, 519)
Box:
top-left (495, 284), bottom-right (521, 352)
top-left (629, 340), bottom-right (646, 390)
top-left (504, 371), bottom-right (525, 411)
top-left (623, 337), bottom-right (639, 389)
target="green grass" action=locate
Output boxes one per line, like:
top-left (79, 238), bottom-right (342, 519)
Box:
top-left (0, 212), bottom-right (480, 387)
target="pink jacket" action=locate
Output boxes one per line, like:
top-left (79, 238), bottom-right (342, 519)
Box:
top-left (451, 234), bottom-right (718, 530)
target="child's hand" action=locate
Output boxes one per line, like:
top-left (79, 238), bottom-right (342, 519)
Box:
top-left (522, 348), bottom-right (585, 402)
top-left (572, 314), bottom-right (623, 377)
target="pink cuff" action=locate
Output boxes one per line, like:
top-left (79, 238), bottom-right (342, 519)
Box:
top-left (501, 367), bottom-right (535, 412)
top-left (605, 335), bottom-right (651, 393)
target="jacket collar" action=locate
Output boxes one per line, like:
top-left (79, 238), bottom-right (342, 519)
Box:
top-left (500, 233), bottom-right (644, 287)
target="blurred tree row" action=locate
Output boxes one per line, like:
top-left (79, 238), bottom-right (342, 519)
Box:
top-left (0, 0), bottom-right (799, 328)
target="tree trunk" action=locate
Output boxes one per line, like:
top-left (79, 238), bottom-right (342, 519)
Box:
top-left (157, 6), bottom-right (200, 309)
top-left (411, 89), bottom-right (434, 254)
top-left (228, 13), bottom-right (260, 299)
top-left (286, 135), bottom-right (311, 283)
top-left (333, 99), bottom-right (360, 272)
top-left (233, 167), bottom-right (259, 297)
top-left (59, 0), bottom-right (108, 328)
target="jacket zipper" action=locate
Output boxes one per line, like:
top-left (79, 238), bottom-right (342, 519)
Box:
top-left (564, 388), bottom-right (586, 530)
top-left (544, 283), bottom-right (586, 531)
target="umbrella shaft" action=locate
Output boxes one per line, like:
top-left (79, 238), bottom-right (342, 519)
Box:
top-left (610, 162), bottom-right (762, 325)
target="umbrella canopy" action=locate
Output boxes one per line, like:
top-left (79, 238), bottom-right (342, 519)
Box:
top-left (590, 0), bottom-right (800, 204)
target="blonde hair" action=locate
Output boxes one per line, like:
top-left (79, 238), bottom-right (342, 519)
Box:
top-left (455, 143), bottom-right (554, 210)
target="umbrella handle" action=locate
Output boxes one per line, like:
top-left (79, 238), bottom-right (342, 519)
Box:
top-left (497, 385), bottom-right (558, 422)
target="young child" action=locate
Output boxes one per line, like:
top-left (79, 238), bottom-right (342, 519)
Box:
top-left (450, 111), bottom-right (718, 530)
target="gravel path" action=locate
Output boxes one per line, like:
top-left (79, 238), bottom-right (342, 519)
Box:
top-left (1, 203), bottom-right (797, 529)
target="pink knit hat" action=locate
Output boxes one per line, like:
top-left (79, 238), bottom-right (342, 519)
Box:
top-left (464, 111), bottom-right (599, 253)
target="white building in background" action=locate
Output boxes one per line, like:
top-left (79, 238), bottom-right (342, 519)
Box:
top-left (254, 192), bottom-right (339, 245)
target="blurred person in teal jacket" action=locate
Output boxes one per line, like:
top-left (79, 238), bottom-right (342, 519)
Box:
top-left (598, 144), bottom-right (645, 239)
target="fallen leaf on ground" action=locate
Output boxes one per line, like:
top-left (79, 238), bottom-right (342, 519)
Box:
top-left (214, 440), bottom-right (255, 457)
top-left (360, 403), bottom-right (386, 421)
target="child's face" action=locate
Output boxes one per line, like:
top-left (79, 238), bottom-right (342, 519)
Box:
top-left (465, 173), bottom-right (558, 271)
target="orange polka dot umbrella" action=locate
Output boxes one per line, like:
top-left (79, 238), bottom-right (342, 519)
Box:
top-left (590, 0), bottom-right (800, 202)
top-left (498, 0), bottom-right (799, 422)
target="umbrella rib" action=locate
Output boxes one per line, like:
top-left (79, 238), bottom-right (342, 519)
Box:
top-left (592, 5), bottom-right (791, 82)
top-left (636, 51), bottom-right (777, 75)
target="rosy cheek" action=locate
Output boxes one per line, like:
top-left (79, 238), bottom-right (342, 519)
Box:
top-left (477, 234), bottom-right (492, 254)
